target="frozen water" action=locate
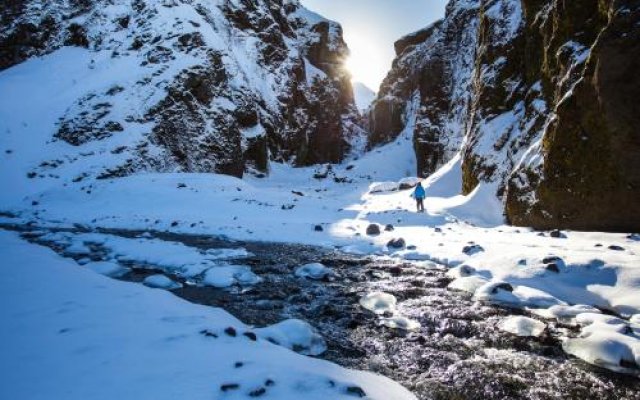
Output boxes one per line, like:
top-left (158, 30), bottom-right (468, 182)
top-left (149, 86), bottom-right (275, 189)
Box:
top-left (381, 316), bottom-right (421, 331)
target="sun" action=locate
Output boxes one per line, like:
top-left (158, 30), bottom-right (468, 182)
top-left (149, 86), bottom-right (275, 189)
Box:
top-left (342, 32), bottom-right (387, 91)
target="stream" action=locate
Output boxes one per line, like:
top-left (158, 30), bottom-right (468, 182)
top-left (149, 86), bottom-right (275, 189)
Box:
top-left (5, 224), bottom-right (640, 400)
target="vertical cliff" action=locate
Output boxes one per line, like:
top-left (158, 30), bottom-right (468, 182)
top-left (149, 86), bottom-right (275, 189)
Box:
top-left (370, 0), bottom-right (640, 232)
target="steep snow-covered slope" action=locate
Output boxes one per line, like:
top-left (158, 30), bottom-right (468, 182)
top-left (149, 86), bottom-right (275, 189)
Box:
top-left (0, 0), bottom-right (361, 189)
top-left (370, 0), bottom-right (640, 232)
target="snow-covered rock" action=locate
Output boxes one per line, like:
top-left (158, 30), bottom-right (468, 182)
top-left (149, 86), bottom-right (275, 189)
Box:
top-left (256, 319), bottom-right (327, 356)
top-left (381, 316), bottom-right (421, 331)
top-left (202, 265), bottom-right (261, 288)
top-left (359, 292), bottom-right (397, 315)
top-left (85, 261), bottom-right (130, 278)
top-left (143, 274), bottom-right (182, 290)
top-left (499, 316), bottom-right (546, 337)
top-left (369, 182), bottom-right (399, 194)
top-left (294, 263), bottom-right (333, 280)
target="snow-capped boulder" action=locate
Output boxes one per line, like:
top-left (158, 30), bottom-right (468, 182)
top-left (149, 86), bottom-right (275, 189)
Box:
top-left (256, 319), bottom-right (327, 356)
top-left (359, 292), bottom-right (397, 315)
top-left (202, 265), bottom-right (261, 288)
top-left (143, 274), bottom-right (182, 290)
top-left (85, 261), bottom-right (130, 278)
top-left (294, 263), bottom-right (333, 280)
top-left (499, 316), bottom-right (546, 337)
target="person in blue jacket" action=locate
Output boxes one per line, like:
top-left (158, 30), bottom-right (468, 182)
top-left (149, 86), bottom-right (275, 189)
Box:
top-left (413, 182), bottom-right (426, 212)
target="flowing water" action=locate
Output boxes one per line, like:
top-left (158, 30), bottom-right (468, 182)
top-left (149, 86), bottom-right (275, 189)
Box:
top-left (6, 224), bottom-right (640, 400)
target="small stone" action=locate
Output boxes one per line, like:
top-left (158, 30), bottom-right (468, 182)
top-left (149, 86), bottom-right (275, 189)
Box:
top-left (389, 266), bottom-right (402, 276)
top-left (387, 238), bottom-right (406, 249)
top-left (234, 362), bottom-right (244, 368)
top-left (177, 183), bottom-right (186, 188)
top-left (345, 386), bottom-right (367, 398)
top-left (314, 225), bottom-right (323, 232)
top-left (224, 327), bottom-right (237, 337)
top-left (171, 221), bottom-right (179, 227)
top-left (366, 224), bottom-right (381, 236)
top-left (542, 256), bottom-right (562, 264)
top-left (31, 200), bottom-right (39, 206)
top-left (249, 387), bottom-right (266, 397)
top-left (243, 331), bottom-right (257, 341)
top-left (608, 245), bottom-right (625, 251)
top-left (462, 244), bottom-right (484, 255)
top-left (550, 230), bottom-right (565, 238)
top-left (220, 383), bottom-right (239, 392)
top-left (491, 283), bottom-right (514, 294)
top-left (545, 263), bottom-right (560, 273)
top-left (265, 379), bottom-right (275, 387)
top-left (199, 329), bottom-right (217, 338)
top-left (407, 245), bottom-right (417, 250)
top-left (434, 227), bottom-right (442, 233)
top-left (384, 224), bottom-right (395, 232)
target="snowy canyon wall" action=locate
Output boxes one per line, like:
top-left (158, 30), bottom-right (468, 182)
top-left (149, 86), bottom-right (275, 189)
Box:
top-left (0, 0), bottom-right (359, 178)
top-left (369, 0), bottom-right (640, 232)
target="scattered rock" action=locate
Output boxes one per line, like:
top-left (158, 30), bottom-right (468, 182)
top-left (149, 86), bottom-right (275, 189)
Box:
top-left (249, 387), bottom-right (266, 397)
top-left (177, 183), bottom-right (186, 188)
top-left (265, 379), bottom-right (275, 387)
top-left (170, 221), bottom-right (179, 227)
top-left (542, 256), bottom-right (562, 264)
top-left (387, 238), bottom-right (406, 249)
top-left (220, 383), bottom-right (239, 392)
top-left (608, 245), bottom-right (625, 251)
top-left (200, 329), bottom-right (217, 338)
top-left (384, 224), bottom-right (394, 232)
top-left (389, 266), bottom-right (402, 276)
top-left (491, 282), bottom-right (514, 294)
top-left (314, 225), bottom-right (323, 232)
top-left (366, 224), bottom-right (381, 236)
top-left (462, 244), bottom-right (484, 255)
top-left (550, 230), bottom-right (566, 238)
top-left (345, 386), bottom-right (366, 398)
top-left (224, 327), bottom-right (237, 337)
top-left (234, 362), bottom-right (244, 368)
top-left (243, 331), bottom-right (257, 341)
top-left (291, 190), bottom-right (304, 196)
top-left (545, 263), bottom-right (560, 273)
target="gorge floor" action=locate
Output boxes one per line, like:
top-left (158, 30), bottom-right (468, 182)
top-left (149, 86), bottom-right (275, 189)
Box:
top-left (6, 224), bottom-right (640, 400)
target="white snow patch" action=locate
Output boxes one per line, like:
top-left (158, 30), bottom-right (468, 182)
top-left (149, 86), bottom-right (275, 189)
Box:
top-left (499, 316), bottom-right (546, 337)
top-left (359, 292), bottom-right (397, 315)
top-left (143, 274), bottom-right (183, 290)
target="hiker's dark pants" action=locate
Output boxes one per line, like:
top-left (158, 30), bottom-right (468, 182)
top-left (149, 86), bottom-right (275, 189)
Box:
top-left (416, 198), bottom-right (424, 212)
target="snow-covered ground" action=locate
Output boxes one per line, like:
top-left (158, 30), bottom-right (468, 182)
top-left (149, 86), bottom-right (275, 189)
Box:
top-left (0, 231), bottom-right (416, 399)
top-left (1, 105), bottom-right (640, 376)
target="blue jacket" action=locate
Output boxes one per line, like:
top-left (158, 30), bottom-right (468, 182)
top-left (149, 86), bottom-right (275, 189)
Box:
top-left (414, 185), bottom-right (426, 199)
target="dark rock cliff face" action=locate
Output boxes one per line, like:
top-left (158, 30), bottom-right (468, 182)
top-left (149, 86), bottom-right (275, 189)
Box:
top-left (370, 0), bottom-right (640, 232)
top-left (0, 0), bottom-right (359, 178)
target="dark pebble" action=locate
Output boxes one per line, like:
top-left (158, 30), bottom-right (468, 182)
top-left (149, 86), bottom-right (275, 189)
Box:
top-left (249, 387), bottom-right (266, 397)
top-left (345, 386), bottom-right (367, 398)
top-left (220, 383), bottom-right (239, 392)
top-left (243, 331), bottom-right (257, 341)
top-left (224, 327), bottom-right (237, 337)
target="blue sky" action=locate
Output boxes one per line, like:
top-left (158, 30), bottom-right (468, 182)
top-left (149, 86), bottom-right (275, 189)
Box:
top-left (300, 0), bottom-right (449, 90)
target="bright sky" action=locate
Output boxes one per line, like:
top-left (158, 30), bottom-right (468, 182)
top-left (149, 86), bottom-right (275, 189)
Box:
top-left (300, 0), bottom-right (449, 91)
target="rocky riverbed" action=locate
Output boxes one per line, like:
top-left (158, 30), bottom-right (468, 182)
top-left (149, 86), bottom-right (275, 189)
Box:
top-left (5, 224), bottom-right (639, 400)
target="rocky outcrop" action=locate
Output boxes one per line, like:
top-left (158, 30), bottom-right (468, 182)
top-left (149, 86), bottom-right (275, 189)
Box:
top-left (1, 0), bottom-right (359, 178)
top-left (370, 0), bottom-right (640, 232)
